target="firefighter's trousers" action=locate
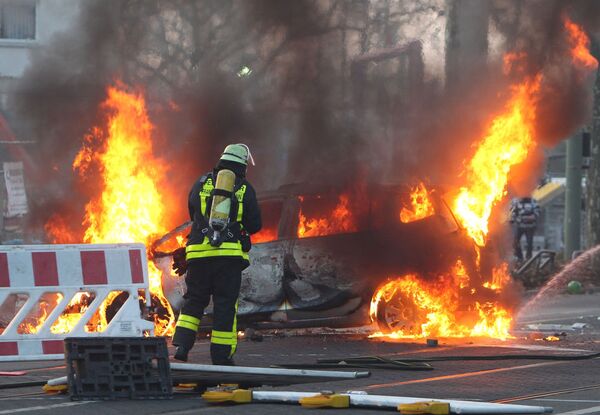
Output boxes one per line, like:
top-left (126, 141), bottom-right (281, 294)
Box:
top-left (172, 257), bottom-right (242, 365)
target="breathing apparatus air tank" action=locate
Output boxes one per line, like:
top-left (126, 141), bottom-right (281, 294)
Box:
top-left (208, 169), bottom-right (236, 247)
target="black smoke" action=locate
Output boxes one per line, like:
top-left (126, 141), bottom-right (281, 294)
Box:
top-left (9, 0), bottom-right (600, 242)
top-left (489, 0), bottom-right (600, 146)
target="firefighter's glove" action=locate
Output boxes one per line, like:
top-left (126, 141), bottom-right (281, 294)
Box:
top-left (240, 230), bottom-right (252, 253)
top-left (172, 247), bottom-right (187, 276)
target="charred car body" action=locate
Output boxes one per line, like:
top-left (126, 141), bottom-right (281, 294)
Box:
top-left (153, 183), bottom-right (476, 331)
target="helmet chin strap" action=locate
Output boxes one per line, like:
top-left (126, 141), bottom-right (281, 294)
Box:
top-left (238, 143), bottom-right (255, 166)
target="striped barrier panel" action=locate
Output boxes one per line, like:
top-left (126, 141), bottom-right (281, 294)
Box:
top-left (0, 243), bottom-right (154, 361)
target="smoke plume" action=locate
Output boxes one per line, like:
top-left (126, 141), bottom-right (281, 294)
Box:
top-left (8, 0), bottom-right (600, 244)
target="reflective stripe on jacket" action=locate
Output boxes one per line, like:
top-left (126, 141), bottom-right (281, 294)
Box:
top-left (186, 176), bottom-right (249, 261)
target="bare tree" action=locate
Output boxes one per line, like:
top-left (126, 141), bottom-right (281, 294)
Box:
top-left (111, 0), bottom-right (444, 187)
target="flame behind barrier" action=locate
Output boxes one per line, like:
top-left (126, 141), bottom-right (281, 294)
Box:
top-left (43, 85), bottom-right (176, 336)
top-left (75, 86), bottom-right (175, 336)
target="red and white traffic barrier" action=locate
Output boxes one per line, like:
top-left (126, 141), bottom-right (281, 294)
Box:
top-left (0, 243), bottom-right (154, 361)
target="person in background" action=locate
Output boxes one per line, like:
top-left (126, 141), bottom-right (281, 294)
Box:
top-left (510, 196), bottom-right (540, 262)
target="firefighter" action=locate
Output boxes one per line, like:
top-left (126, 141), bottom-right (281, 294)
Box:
top-left (510, 196), bottom-right (540, 261)
top-left (171, 143), bottom-right (262, 365)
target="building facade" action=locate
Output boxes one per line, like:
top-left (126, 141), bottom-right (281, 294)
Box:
top-left (0, 0), bottom-right (78, 241)
top-left (0, 0), bottom-right (79, 108)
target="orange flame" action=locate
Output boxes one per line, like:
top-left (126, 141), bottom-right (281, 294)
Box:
top-left (44, 214), bottom-right (78, 244)
top-left (76, 291), bottom-right (125, 333)
top-left (50, 292), bottom-right (93, 334)
top-left (252, 227), bottom-right (278, 243)
top-left (152, 232), bottom-right (187, 254)
top-left (470, 301), bottom-right (512, 339)
top-left (400, 182), bottom-right (435, 223)
top-left (453, 17), bottom-right (596, 249)
top-left (483, 263), bottom-right (511, 292)
top-left (71, 85), bottom-right (175, 336)
top-left (18, 294), bottom-right (63, 334)
top-left (453, 75), bottom-right (541, 247)
top-left (369, 16), bottom-right (599, 343)
top-left (17, 292), bottom-right (113, 335)
top-left (453, 259), bottom-right (470, 289)
top-left (370, 262), bottom-right (512, 340)
top-left (36, 85), bottom-right (177, 337)
top-left (371, 67), bottom-right (543, 341)
top-left (372, 75), bottom-right (538, 339)
top-left (24, 291), bottom-right (127, 335)
top-left (369, 274), bottom-right (461, 338)
top-left (298, 194), bottom-right (357, 238)
top-left (564, 16), bottom-right (598, 70)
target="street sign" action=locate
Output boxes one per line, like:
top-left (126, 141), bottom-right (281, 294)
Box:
top-left (3, 161), bottom-right (28, 217)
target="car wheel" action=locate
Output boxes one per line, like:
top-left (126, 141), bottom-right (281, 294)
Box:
top-left (374, 289), bottom-right (427, 335)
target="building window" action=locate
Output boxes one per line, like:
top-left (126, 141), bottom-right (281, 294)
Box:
top-left (0, 1), bottom-right (36, 40)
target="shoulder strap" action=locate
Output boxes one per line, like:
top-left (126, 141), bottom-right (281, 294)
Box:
top-left (232, 176), bottom-right (244, 192)
top-left (198, 173), bottom-right (215, 219)
top-left (200, 172), bottom-right (213, 184)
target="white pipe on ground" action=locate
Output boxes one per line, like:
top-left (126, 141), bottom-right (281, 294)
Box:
top-left (46, 376), bottom-right (67, 386)
top-left (46, 363), bottom-right (369, 388)
top-left (250, 391), bottom-right (553, 414)
top-left (168, 362), bottom-right (369, 379)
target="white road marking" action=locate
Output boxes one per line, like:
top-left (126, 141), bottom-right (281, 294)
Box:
top-left (443, 398), bottom-right (483, 401)
top-left (160, 407), bottom-right (221, 414)
top-left (365, 361), bottom-right (565, 390)
top-left (0, 398), bottom-right (63, 401)
top-left (557, 405), bottom-right (600, 414)
top-left (0, 401), bottom-right (92, 414)
top-left (481, 343), bottom-right (593, 353)
top-left (518, 314), bottom-right (599, 325)
top-left (536, 399), bottom-right (600, 403)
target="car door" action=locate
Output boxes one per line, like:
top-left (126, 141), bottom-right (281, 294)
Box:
top-left (284, 193), bottom-right (366, 311)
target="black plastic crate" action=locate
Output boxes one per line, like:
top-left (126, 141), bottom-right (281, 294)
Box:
top-left (64, 337), bottom-right (172, 400)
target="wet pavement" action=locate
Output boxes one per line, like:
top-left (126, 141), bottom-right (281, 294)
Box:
top-left (0, 292), bottom-right (599, 414)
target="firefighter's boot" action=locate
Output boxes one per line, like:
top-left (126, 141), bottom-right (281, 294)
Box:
top-left (172, 327), bottom-right (194, 361)
top-left (172, 314), bottom-right (200, 362)
top-left (174, 345), bottom-right (190, 362)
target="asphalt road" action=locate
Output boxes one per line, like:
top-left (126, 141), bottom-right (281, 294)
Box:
top-left (0, 292), bottom-right (599, 415)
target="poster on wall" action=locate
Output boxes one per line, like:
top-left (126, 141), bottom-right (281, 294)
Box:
top-left (3, 161), bottom-right (28, 217)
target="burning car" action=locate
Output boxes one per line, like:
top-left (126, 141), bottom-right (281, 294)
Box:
top-left (153, 182), bottom-right (474, 332)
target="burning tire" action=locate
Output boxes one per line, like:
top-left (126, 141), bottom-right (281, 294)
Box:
top-left (373, 287), bottom-right (427, 335)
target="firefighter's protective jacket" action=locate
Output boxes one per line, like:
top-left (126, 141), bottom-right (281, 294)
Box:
top-left (185, 160), bottom-right (262, 264)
